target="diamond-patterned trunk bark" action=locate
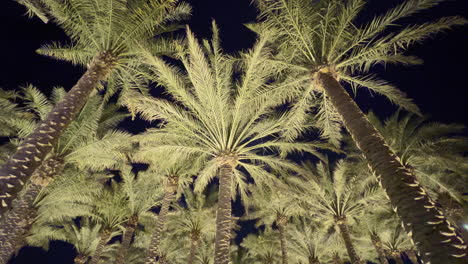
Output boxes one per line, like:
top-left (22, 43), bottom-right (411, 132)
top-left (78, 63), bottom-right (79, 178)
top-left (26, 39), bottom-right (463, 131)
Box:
top-left (0, 156), bottom-right (64, 264)
top-left (336, 221), bottom-right (361, 264)
top-left (115, 214), bottom-right (139, 264)
top-left (214, 163), bottom-right (234, 264)
top-left (88, 228), bottom-right (112, 264)
top-left (74, 253), bottom-right (88, 264)
top-left (315, 71), bottom-right (467, 263)
top-left (0, 51), bottom-right (116, 215)
top-left (187, 232), bottom-right (199, 264)
top-left (370, 232), bottom-right (389, 264)
top-left (145, 186), bottom-right (176, 264)
top-left (278, 222), bottom-right (288, 264)
top-left (405, 250), bottom-right (419, 264)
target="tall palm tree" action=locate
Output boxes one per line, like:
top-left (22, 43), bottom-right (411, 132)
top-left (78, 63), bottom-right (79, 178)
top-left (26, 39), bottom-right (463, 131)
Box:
top-left (287, 219), bottom-right (333, 264)
top-left (0, 0), bottom-right (191, 213)
top-left (27, 217), bottom-right (107, 264)
top-left (245, 187), bottom-right (305, 264)
top-left (166, 191), bottom-right (216, 264)
top-left (126, 24), bottom-right (325, 264)
top-left (0, 87), bottom-right (130, 263)
top-left (368, 111), bottom-right (468, 215)
top-left (252, 0), bottom-right (467, 261)
top-left (381, 223), bottom-right (418, 264)
top-left (126, 161), bottom-right (193, 263)
top-left (291, 159), bottom-right (384, 264)
top-left (241, 230), bottom-right (281, 264)
top-left (113, 167), bottom-right (165, 264)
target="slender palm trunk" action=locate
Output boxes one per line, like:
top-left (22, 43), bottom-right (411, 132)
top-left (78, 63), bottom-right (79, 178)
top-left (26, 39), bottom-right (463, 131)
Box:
top-left (74, 253), bottom-right (88, 264)
top-left (214, 163), bottom-right (234, 264)
top-left (332, 253), bottom-right (342, 264)
top-left (0, 51), bottom-right (116, 215)
top-left (391, 252), bottom-right (403, 264)
top-left (115, 214), bottom-right (139, 264)
top-left (405, 250), bottom-right (419, 264)
top-left (308, 256), bottom-right (321, 264)
top-left (336, 219), bottom-right (360, 264)
top-left (187, 232), bottom-right (200, 264)
top-left (315, 70), bottom-right (467, 263)
top-left (0, 157), bottom-right (63, 264)
top-left (370, 232), bottom-right (389, 264)
top-left (89, 228), bottom-right (112, 264)
top-left (277, 221), bottom-right (288, 264)
top-left (145, 184), bottom-right (177, 264)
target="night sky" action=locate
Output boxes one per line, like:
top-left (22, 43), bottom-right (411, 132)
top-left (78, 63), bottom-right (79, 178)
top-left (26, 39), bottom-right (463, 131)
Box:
top-left (0, 0), bottom-right (467, 263)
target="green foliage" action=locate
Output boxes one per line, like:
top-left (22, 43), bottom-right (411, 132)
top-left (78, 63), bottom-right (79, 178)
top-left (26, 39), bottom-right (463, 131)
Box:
top-left (125, 23), bottom-right (327, 206)
top-left (251, 0), bottom-right (467, 144)
top-left (368, 111), bottom-right (468, 202)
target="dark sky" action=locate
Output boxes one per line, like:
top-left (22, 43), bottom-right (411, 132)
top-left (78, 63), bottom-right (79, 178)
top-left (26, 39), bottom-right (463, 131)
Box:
top-left (0, 0), bottom-right (467, 263)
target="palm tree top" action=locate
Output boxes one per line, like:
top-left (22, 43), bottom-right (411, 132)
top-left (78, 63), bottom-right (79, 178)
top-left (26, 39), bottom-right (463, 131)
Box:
top-left (35, 0), bottom-right (190, 59)
top-left (125, 23), bottom-right (327, 198)
top-left (250, 0), bottom-right (466, 145)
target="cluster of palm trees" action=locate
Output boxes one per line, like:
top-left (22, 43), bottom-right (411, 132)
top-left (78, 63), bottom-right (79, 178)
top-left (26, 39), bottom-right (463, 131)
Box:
top-left (0, 0), bottom-right (466, 263)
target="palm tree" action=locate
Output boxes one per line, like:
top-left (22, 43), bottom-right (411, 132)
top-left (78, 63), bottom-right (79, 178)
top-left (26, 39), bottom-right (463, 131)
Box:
top-left (381, 223), bottom-right (418, 264)
top-left (368, 111), bottom-right (468, 217)
top-left (125, 161), bottom-right (194, 263)
top-left (0, 0), bottom-right (191, 212)
top-left (245, 187), bottom-right (305, 264)
top-left (113, 167), bottom-right (165, 264)
top-left (252, 0), bottom-right (467, 261)
top-left (287, 219), bottom-right (333, 264)
top-left (241, 230), bottom-right (281, 264)
top-left (27, 217), bottom-right (107, 264)
top-left (126, 24), bottom-right (325, 264)
top-left (0, 87), bottom-right (130, 263)
top-left (290, 159), bottom-right (384, 264)
top-left (166, 191), bottom-right (216, 264)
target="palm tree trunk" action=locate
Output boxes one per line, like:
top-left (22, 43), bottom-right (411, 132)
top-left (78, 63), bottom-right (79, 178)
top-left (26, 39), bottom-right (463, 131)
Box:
top-left (370, 232), bottom-right (389, 264)
top-left (74, 253), bottom-right (88, 264)
top-left (277, 222), bottom-right (288, 264)
top-left (308, 256), bottom-right (321, 264)
top-left (332, 253), bottom-right (342, 264)
top-left (0, 51), bottom-right (116, 215)
top-left (145, 186), bottom-right (176, 264)
top-left (315, 70), bottom-right (467, 263)
top-left (115, 214), bottom-right (139, 264)
top-left (89, 228), bottom-right (112, 264)
top-left (405, 250), bottom-right (419, 264)
top-left (187, 233), bottom-right (200, 264)
top-left (392, 252), bottom-right (403, 264)
top-left (0, 156), bottom-right (64, 264)
top-left (214, 163), bottom-right (234, 264)
top-left (336, 219), bottom-right (361, 264)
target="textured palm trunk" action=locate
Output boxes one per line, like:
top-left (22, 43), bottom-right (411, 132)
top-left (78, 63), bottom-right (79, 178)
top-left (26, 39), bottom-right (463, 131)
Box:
top-left (336, 220), bottom-right (361, 264)
top-left (89, 228), bottom-right (112, 264)
top-left (405, 250), bottom-right (419, 264)
top-left (332, 253), bottom-right (342, 264)
top-left (214, 163), bottom-right (234, 264)
top-left (0, 157), bottom-right (63, 264)
top-left (315, 70), bottom-right (467, 263)
top-left (145, 177), bottom-right (178, 264)
top-left (74, 253), bottom-right (88, 264)
top-left (115, 214), bottom-right (139, 264)
top-left (277, 220), bottom-right (289, 264)
top-left (370, 232), bottom-right (389, 264)
top-left (391, 252), bottom-right (403, 264)
top-left (159, 255), bottom-right (168, 264)
top-left (187, 232), bottom-right (200, 264)
top-left (308, 256), bottom-right (321, 264)
top-left (0, 51), bottom-right (116, 215)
